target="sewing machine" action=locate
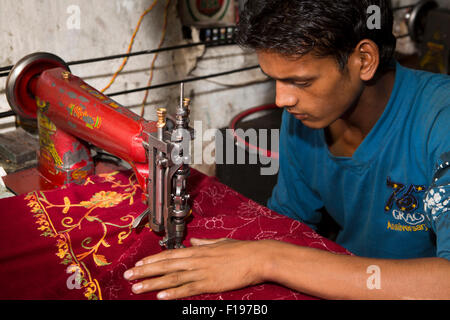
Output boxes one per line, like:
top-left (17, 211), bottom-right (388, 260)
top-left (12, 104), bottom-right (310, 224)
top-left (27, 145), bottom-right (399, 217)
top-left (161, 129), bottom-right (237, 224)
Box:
top-left (5, 52), bottom-right (194, 249)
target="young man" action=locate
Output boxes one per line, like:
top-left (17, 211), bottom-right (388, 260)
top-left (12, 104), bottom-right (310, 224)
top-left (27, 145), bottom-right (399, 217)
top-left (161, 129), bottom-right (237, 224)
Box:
top-left (124, 0), bottom-right (450, 299)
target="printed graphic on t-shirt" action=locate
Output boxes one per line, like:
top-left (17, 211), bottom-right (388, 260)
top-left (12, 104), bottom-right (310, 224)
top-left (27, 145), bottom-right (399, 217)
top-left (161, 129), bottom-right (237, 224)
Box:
top-left (424, 152), bottom-right (450, 222)
top-left (384, 177), bottom-right (429, 232)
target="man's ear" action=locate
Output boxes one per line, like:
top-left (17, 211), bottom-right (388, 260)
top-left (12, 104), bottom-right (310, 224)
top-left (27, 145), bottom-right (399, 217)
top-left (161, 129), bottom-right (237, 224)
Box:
top-left (351, 39), bottom-right (380, 82)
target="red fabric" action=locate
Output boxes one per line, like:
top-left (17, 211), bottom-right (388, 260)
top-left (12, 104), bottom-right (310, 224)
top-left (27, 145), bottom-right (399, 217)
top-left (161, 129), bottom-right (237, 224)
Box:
top-left (0, 169), bottom-right (351, 300)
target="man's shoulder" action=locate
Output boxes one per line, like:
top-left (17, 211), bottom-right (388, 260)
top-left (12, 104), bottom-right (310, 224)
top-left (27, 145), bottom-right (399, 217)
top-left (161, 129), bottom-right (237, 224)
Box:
top-left (397, 66), bottom-right (450, 131)
top-left (400, 66), bottom-right (450, 108)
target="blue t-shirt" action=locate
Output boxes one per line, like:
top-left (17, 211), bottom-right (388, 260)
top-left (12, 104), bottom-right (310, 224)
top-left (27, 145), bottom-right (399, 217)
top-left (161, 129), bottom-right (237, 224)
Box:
top-left (267, 63), bottom-right (450, 260)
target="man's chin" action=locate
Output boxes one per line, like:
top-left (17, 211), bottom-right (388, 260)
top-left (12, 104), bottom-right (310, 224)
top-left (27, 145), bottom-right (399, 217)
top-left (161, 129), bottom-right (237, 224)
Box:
top-left (295, 117), bottom-right (327, 130)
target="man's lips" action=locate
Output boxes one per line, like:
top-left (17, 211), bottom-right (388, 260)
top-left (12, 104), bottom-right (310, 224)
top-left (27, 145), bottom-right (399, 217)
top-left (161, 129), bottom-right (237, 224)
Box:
top-left (288, 110), bottom-right (309, 120)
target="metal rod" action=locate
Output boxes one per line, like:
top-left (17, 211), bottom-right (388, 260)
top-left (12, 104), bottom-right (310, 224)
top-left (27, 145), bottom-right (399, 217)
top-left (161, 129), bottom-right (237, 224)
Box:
top-left (0, 41), bottom-right (233, 75)
top-left (180, 82), bottom-right (184, 108)
top-left (107, 65), bottom-right (260, 97)
top-left (67, 42), bottom-right (208, 66)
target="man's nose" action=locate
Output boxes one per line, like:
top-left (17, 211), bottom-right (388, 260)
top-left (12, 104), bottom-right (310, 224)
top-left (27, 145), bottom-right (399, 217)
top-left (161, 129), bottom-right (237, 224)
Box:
top-left (275, 81), bottom-right (297, 109)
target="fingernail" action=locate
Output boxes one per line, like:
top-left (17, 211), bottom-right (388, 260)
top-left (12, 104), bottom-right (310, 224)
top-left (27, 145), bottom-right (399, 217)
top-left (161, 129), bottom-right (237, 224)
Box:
top-left (135, 261), bottom-right (143, 267)
top-left (123, 270), bottom-right (133, 280)
top-left (157, 291), bottom-right (168, 300)
top-left (132, 283), bottom-right (143, 293)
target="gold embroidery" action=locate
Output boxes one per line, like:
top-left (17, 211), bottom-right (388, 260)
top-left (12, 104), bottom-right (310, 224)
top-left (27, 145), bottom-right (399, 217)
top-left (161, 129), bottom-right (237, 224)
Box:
top-left (24, 172), bottom-right (141, 300)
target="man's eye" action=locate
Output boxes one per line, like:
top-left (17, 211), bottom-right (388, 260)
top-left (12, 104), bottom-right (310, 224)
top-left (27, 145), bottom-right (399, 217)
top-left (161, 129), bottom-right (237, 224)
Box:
top-left (293, 82), bottom-right (310, 88)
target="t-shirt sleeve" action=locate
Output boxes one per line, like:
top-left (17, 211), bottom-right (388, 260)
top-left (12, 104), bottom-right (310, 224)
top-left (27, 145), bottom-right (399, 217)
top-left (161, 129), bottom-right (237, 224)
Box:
top-left (424, 105), bottom-right (450, 260)
top-left (267, 110), bottom-right (324, 230)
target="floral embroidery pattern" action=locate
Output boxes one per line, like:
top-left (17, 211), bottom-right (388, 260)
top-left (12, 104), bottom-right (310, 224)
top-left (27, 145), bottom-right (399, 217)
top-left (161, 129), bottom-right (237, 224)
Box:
top-left (24, 171), bottom-right (141, 300)
top-left (238, 200), bottom-right (284, 220)
top-left (13, 169), bottom-right (353, 301)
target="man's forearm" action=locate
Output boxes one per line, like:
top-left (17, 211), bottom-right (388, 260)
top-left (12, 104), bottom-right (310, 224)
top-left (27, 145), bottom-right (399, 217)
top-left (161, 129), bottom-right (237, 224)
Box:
top-left (262, 240), bottom-right (450, 300)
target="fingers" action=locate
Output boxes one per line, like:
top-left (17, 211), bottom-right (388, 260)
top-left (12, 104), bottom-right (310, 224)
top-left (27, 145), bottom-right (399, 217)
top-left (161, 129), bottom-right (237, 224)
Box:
top-left (124, 257), bottom-right (200, 281)
top-left (157, 282), bottom-right (206, 300)
top-left (124, 238), bottom-right (241, 299)
top-left (135, 245), bottom-right (201, 266)
top-left (131, 270), bottom-right (203, 297)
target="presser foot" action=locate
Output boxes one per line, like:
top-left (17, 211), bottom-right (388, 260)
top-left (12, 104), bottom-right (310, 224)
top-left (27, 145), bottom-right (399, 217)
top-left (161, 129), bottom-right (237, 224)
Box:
top-left (159, 237), bottom-right (185, 249)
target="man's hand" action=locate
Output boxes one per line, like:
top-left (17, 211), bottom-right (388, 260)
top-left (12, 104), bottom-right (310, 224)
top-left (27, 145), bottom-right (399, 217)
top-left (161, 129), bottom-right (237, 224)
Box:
top-left (123, 238), bottom-right (270, 300)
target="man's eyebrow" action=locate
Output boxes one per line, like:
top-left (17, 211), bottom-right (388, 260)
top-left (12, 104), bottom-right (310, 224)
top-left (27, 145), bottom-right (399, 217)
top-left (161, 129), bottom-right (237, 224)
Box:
top-left (259, 67), bottom-right (316, 82)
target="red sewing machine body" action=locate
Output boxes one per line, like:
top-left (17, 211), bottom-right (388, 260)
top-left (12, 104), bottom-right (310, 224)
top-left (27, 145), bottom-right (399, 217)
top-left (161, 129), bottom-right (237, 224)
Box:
top-left (32, 67), bottom-right (156, 193)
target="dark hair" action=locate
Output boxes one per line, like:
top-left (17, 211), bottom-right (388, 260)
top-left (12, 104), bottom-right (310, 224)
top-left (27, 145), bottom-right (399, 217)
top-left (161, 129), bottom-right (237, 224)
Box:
top-left (236, 0), bottom-right (396, 71)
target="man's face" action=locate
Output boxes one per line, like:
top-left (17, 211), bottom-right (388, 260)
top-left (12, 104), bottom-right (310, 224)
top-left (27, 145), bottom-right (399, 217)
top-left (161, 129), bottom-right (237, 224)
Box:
top-left (258, 50), bottom-right (364, 129)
